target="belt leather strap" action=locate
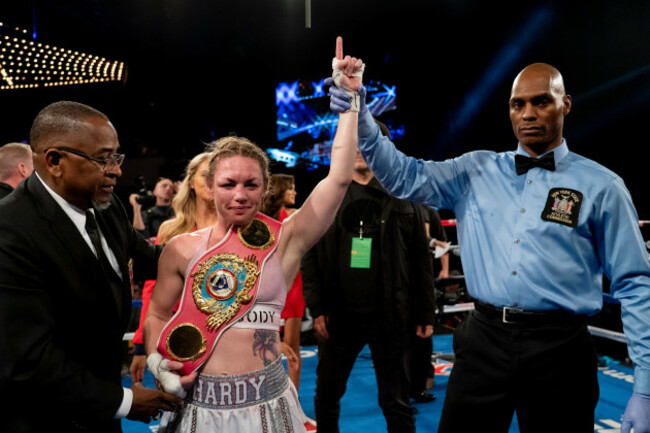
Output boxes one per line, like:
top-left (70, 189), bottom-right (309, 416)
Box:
top-left (474, 300), bottom-right (585, 325)
top-left (157, 212), bottom-right (281, 375)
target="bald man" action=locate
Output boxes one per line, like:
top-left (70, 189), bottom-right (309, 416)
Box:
top-left (0, 142), bottom-right (33, 200)
top-left (328, 63), bottom-right (650, 432)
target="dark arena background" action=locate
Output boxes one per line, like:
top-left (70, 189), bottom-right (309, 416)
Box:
top-left (2, 1), bottom-right (650, 432)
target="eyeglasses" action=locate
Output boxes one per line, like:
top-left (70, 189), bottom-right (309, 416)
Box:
top-left (46, 147), bottom-right (125, 172)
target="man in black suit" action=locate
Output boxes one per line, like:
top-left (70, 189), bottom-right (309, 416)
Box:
top-left (301, 122), bottom-right (436, 433)
top-left (0, 101), bottom-right (181, 432)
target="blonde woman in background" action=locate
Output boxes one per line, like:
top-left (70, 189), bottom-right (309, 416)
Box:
top-left (129, 151), bottom-right (218, 383)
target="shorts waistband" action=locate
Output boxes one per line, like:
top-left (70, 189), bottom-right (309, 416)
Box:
top-left (188, 358), bottom-right (288, 409)
top-left (473, 300), bottom-right (586, 325)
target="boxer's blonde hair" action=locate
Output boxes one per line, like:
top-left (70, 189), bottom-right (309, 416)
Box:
top-left (206, 136), bottom-right (271, 193)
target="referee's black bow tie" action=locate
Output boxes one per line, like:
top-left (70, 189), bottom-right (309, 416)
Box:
top-left (514, 153), bottom-right (555, 175)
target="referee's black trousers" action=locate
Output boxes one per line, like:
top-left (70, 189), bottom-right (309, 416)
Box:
top-left (438, 309), bottom-right (599, 433)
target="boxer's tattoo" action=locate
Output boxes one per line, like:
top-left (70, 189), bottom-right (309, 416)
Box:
top-left (252, 329), bottom-right (279, 364)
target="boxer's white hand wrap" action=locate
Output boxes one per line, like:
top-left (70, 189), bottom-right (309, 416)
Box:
top-left (331, 57), bottom-right (365, 85)
top-left (347, 92), bottom-right (361, 112)
top-left (332, 57), bottom-right (364, 112)
top-left (146, 352), bottom-right (186, 398)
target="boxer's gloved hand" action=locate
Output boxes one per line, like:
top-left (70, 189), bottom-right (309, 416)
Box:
top-left (146, 352), bottom-right (186, 398)
top-left (621, 393), bottom-right (650, 433)
top-left (325, 77), bottom-right (367, 114)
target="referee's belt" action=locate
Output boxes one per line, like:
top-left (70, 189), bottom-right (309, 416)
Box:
top-left (473, 300), bottom-right (586, 325)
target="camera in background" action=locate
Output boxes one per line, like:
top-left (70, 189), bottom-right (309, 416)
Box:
top-left (134, 175), bottom-right (156, 209)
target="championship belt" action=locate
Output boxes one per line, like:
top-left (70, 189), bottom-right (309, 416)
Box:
top-left (157, 212), bottom-right (282, 375)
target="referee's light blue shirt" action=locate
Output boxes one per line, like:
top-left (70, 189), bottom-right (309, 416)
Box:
top-left (357, 110), bottom-right (650, 395)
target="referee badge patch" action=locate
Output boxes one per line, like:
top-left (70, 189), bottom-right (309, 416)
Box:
top-left (541, 188), bottom-right (583, 227)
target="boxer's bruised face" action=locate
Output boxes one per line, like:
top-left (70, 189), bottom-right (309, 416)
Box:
top-left (211, 155), bottom-right (265, 226)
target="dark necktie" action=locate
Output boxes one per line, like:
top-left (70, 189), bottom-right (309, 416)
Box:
top-left (514, 153), bottom-right (556, 175)
top-left (85, 210), bottom-right (123, 309)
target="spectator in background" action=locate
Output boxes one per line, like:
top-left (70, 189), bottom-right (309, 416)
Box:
top-left (261, 173), bottom-right (317, 431)
top-left (406, 205), bottom-right (448, 405)
top-left (301, 119), bottom-right (435, 433)
top-left (423, 206), bottom-right (450, 281)
top-left (130, 177), bottom-right (176, 240)
top-left (262, 173), bottom-right (306, 390)
top-left (0, 142), bottom-right (33, 200)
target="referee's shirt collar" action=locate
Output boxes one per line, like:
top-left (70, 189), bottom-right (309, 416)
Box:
top-left (515, 138), bottom-right (569, 167)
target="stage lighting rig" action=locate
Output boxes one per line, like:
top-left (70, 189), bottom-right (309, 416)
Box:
top-left (0, 21), bottom-right (126, 90)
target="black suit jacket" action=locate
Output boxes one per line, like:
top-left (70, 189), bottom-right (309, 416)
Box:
top-left (301, 179), bottom-right (436, 331)
top-left (0, 173), bottom-right (162, 433)
top-left (0, 181), bottom-right (13, 200)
